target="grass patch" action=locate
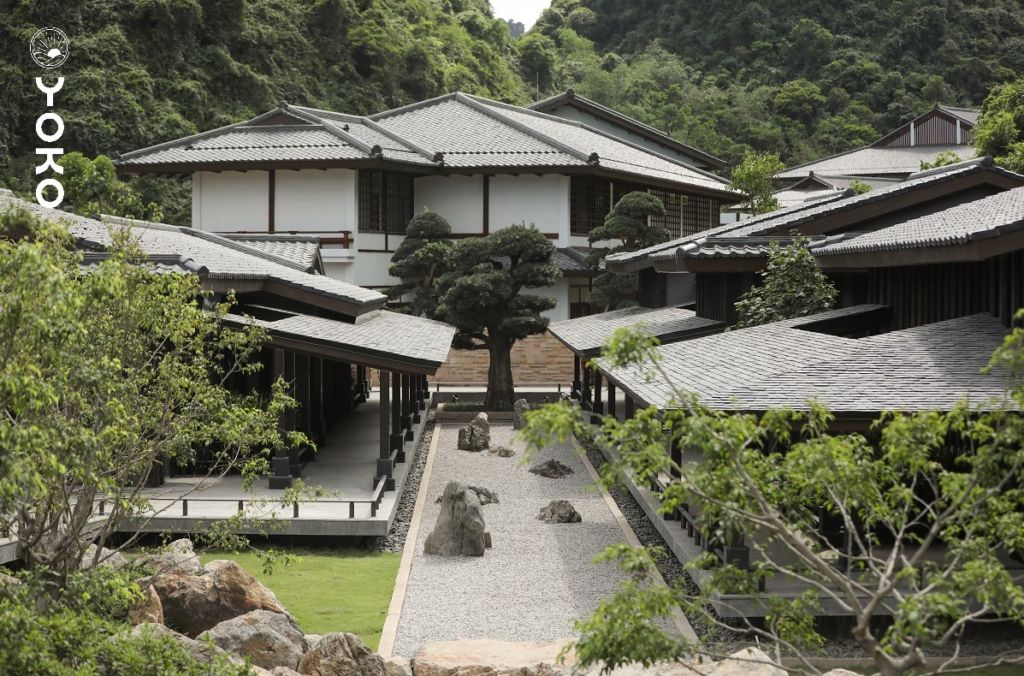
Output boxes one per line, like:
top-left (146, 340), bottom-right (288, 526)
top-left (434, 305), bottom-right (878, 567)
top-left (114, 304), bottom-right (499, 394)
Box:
top-left (200, 547), bottom-right (400, 650)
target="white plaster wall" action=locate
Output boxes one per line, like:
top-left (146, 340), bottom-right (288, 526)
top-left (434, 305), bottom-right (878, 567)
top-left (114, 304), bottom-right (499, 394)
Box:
top-left (538, 278), bottom-right (570, 322)
top-left (274, 168), bottom-right (357, 232)
top-left (414, 175), bottom-right (483, 234)
top-left (547, 105), bottom-right (703, 168)
top-left (192, 171), bottom-right (269, 232)
top-left (488, 174), bottom-right (570, 245)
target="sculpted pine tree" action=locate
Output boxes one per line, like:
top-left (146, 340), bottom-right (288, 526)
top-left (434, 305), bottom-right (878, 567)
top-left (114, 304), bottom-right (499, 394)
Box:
top-left (734, 237), bottom-right (837, 327)
top-left (588, 191), bottom-right (668, 311)
top-left (388, 210), bottom-right (452, 317)
top-left (435, 224), bottom-right (561, 410)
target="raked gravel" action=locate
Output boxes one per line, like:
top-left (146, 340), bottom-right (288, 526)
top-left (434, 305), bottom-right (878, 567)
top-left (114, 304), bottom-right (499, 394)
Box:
top-left (392, 423), bottom-right (665, 659)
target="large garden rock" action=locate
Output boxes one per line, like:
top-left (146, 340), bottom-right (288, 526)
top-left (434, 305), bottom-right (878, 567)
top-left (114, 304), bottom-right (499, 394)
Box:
top-left (80, 543), bottom-right (127, 569)
top-left (384, 655), bottom-right (412, 676)
top-left (821, 671), bottom-right (859, 676)
top-left (457, 413), bottom-right (490, 451)
top-left (129, 583), bottom-right (164, 625)
top-left (201, 609), bottom-right (305, 670)
top-left (424, 482), bottom-right (489, 557)
top-left (538, 500), bottom-right (582, 524)
top-left (513, 399), bottom-right (530, 430)
top-left (410, 638), bottom-right (571, 675)
top-left (529, 459), bottom-right (574, 479)
top-left (136, 537), bottom-right (202, 575)
top-left (128, 622), bottom-right (239, 666)
top-left (489, 445), bottom-right (515, 457)
top-left (298, 631), bottom-right (387, 676)
top-left (709, 647), bottom-right (786, 676)
top-left (150, 559), bottom-right (286, 637)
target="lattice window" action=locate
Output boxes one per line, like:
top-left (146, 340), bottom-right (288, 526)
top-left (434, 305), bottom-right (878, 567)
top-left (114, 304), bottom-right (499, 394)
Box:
top-left (570, 177), bottom-right (610, 237)
top-left (681, 194), bottom-right (714, 236)
top-left (648, 187), bottom-right (683, 238)
top-left (358, 170), bottom-right (413, 235)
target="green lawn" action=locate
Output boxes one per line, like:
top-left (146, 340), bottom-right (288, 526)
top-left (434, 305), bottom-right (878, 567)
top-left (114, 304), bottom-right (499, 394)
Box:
top-left (200, 547), bottom-right (401, 650)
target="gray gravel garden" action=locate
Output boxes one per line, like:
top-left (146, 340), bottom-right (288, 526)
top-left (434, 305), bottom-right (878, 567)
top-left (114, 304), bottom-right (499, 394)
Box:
top-left (392, 423), bottom-right (666, 659)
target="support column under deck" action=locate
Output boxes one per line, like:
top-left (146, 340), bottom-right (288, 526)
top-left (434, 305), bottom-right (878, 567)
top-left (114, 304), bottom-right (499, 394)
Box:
top-left (572, 355), bottom-right (582, 399)
top-left (390, 371), bottom-right (403, 458)
top-left (624, 395), bottom-right (635, 419)
top-left (418, 374), bottom-right (428, 411)
top-left (402, 373), bottom-right (414, 441)
top-left (582, 364), bottom-right (591, 407)
top-left (592, 368), bottom-right (604, 422)
top-left (378, 369), bottom-right (394, 490)
top-left (269, 349), bottom-right (293, 489)
top-left (607, 380), bottom-right (616, 420)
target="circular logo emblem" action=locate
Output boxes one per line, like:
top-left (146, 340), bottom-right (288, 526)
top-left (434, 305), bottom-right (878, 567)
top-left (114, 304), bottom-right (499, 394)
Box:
top-left (29, 27), bottom-right (70, 69)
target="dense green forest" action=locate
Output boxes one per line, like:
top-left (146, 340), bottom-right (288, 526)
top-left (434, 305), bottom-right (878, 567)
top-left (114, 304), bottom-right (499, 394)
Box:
top-left (2, 0), bottom-right (1022, 223)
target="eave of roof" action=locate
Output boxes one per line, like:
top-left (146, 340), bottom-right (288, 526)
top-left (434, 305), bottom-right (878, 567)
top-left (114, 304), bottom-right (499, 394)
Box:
top-left (549, 305), bottom-right (724, 357)
top-left (528, 90), bottom-right (727, 169)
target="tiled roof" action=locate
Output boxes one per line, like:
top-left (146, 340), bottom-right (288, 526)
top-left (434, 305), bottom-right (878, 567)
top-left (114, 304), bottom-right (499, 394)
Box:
top-left (814, 187), bottom-right (1024, 257)
top-left (767, 175), bottom-right (901, 210)
top-left (936, 105), bottom-right (980, 126)
top-left (0, 194), bottom-right (386, 312)
top-left (120, 94), bottom-right (737, 197)
top-left (528, 90), bottom-right (727, 169)
top-left (778, 144), bottom-right (978, 180)
top-left (604, 308), bottom-right (1012, 414)
top-left (549, 305), bottom-right (723, 357)
top-left (226, 234), bottom-right (322, 271)
top-left (552, 246), bottom-right (593, 274)
top-left (232, 310), bottom-right (456, 368)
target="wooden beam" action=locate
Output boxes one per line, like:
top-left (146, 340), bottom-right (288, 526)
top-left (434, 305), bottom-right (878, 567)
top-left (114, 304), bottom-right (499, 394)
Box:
top-left (482, 174), bottom-right (490, 235)
top-left (268, 170), bottom-right (276, 233)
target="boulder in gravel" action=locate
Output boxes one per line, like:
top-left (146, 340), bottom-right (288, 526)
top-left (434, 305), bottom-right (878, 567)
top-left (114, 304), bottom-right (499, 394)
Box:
top-left (384, 655), bottom-right (412, 676)
top-left (410, 638), bottom-right (572, 675)
top-left (298, 631), bottom-right (386, 676)
top-left (457, 413), bottom-right (490, 451)
top-left (821, 671), bottom-right (859, 676)
top-left (150, 559), bottom-right (286, 637)
top-left (489, 445), bottom-right (515, 458)
top-left (129, 583), bottom-right (164, 625)
top-left (201, 609), bottom-right (305, 670)
top-left (538, 500), bottom-right (582, 524)
top-left (512, 399), bottom-right (530, 430)
top-left (80, 543), bottom-right (127, 569)
top-left (424, 482), bottom-right (489, 557)
top-left (436, 485), bottom-right (498, 506)
top-left (709, 647), bottom-right (786, 676)
top-left (529, 459), bottom-right (574, 479)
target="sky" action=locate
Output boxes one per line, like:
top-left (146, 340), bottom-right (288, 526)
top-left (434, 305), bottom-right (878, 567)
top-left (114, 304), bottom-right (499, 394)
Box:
top-left (490, 0), bottom-right (550, 28)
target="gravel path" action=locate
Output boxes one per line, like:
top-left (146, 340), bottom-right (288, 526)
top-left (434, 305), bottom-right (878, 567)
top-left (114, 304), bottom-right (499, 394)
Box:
top-left (392, 424), bottom-right (660, 659)
top-left (371, 410), bottom-right (436, 553)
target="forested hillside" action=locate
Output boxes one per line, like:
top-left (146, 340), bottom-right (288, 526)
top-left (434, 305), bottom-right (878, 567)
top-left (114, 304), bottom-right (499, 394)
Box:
top-left (0, 0), bottom-right (523, 222)
top-left (3, 0), bottom-right (1022, 223)
top-left (525, 0), bottom-right (1024, 165)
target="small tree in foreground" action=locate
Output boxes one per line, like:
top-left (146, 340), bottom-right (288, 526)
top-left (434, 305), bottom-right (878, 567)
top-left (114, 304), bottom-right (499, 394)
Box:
top-left (388, 210), bottom-right (452, 316)
top-left (0, 207), bottom-right (303, 603)
top-left (587, 191), bottom-right (668, 312)
top-left (435, 224), bottom-right (560, 410)
top-left (522, 323), bottom-right (1024, 675)
top-left (734, 237), bottom-right (837, 328)
top-left (730, 151), bottom-right (784, 215)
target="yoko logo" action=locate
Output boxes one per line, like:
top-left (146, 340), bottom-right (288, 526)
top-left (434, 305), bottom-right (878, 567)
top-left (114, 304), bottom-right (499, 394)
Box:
top-left (30, 27), bottom-right (70, 69)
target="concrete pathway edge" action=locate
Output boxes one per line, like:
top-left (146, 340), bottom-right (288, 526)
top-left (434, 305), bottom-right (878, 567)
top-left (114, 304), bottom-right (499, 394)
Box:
top-left (378, 422), bottom-right (442, 658)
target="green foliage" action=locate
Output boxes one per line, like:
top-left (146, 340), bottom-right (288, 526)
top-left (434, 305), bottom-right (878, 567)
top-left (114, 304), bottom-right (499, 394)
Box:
top-left (730, 152), bottom-right (784, 215)
top-left (848, 179), bottom-right (872, 195)
top-left (0, 570), bottom-right (246, 675)
top-left (588, 191), bottom-right (668, 312)
top-left (435, 224), bottom-right (560, 409)
top-left (976, 78), bottom-right (1024, 172)
top-left (58, 152), bottom-right (163, 221)
top-left (0, 207), bottom-right (300, 594)
top-left (919, 151), bottom-right (963, 170)
top-left (0, 0), bottom-right (525, 221)
top-left (388, 210), bottom-right (453, 316)
top-left (523, 323), bottom-right (1024, 673)
top-left (734, 238), bottom-right (837, 328)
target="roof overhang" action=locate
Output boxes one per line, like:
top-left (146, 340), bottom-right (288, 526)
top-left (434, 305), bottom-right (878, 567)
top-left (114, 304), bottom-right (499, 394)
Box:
top-left (817, 227), bottom-right (1024, 269)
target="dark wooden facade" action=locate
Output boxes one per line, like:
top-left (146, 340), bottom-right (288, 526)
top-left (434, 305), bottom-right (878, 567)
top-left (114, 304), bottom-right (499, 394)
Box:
top-left (570, 176), bottom-right (723, 239)
top-left (875, 108), bottom-right (974, 148)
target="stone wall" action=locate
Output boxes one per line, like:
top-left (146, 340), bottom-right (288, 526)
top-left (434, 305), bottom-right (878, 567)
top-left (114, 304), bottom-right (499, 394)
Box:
top-left (432, 332), bottom-right (574, 386)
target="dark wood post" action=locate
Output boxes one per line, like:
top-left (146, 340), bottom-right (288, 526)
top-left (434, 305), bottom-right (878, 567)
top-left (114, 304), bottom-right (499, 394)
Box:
top-left (582, 363), bottom-right (591, 407)
top-left (390, 371), bottom-right (403, 455)
top-left (355, 366), bottom-right (367, 405)
top-left (295, 353), bottom-right (311, 437)
top-left (412, 372), bottom-right (422, 424)
top-left (572, 355), bottom-right (582, 399)
top-left (378, 369), bottom-right (394, 489)
top-left (310, 356), bottom-right (324, 443)
top-left (269, 349), bottom-right (293, 489)
top-left (402, 373), bottom-right (414, 440)
top-left (624, 395), bottom-right (635, 419)
top-left (607, 379), bottom-right (616, 420)
top-left (592, 368), bottom-right (604, 421)
top-left (419, 374), bottom-right (428, 410)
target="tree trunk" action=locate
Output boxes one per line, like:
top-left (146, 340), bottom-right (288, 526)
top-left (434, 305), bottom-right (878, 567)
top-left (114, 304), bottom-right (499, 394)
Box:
top-left (484, 340), bottom-right (515, 411)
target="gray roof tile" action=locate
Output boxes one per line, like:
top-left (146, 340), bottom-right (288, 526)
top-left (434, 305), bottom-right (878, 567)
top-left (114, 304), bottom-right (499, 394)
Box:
top-left (226, 235), bottom-right (322, 271)
top-left (605, 308), bottom-right (1012, 413)
top-left (549, 305), bottom-right (723, 356)
top-left (778, 144), bottom-right (977, 180)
